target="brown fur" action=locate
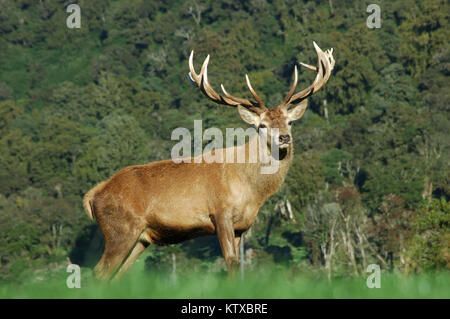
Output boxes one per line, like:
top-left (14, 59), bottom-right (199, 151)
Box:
top-left (86, 43), bottom-right (335, 280)
top-left (85, 129), bottom-right (294, 281)
top-left (83, 181), bottom-right (107, 221)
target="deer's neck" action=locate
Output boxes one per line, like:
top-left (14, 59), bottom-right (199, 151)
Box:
top-left (247, 135), bottom-right (294, 203)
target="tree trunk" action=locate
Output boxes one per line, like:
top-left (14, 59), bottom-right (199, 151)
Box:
top-left (422, 178), bottom-right (433, 200)
top-left (341, 215), bottom-right (358, 276)
top-left (172, 253), bottom-right (177, 283)
top-left (321, 218), bottom-right (337, 281)
top-left (355, 224), bottom-right (367, 271)
top-left (265, 215), bottom-right (274, 247)
top-left (323, 99), bottom-right (329, 122)
top-left (240, 234), bottom-right (245, 280)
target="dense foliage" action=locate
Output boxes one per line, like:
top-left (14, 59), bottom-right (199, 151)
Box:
top-left (0, 0), bottom-right (448, 282)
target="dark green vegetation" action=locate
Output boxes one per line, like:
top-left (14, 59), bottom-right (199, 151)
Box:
top-left (0, 0), bottom-right (448, 295)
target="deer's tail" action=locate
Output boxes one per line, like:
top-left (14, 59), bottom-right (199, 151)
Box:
top-left (83, 182), bottom-right (106, 221)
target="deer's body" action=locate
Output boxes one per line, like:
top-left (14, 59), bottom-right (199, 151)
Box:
top-left (84, 43), bottom-right (334, 280)
top-left (86, 136), bottom-right (292, 244)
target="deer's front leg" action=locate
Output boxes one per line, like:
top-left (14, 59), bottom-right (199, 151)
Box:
top-left (214, 213), bottom-right (239, 276)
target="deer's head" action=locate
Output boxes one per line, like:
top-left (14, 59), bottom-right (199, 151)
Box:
top-left (188, 42), bottom-right (335, 150)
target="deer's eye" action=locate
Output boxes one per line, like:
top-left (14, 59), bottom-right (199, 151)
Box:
top-left (259, 124), bottom-right (267, 129)
top-left (288, 121), bottom-right (293, 126)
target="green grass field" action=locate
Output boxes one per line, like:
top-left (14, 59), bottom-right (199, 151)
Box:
top-left (1, 257), bottom-right (449, 299)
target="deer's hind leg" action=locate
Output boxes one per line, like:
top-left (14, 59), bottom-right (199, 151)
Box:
top-left (112, 231), bottom-right (151, 280)
top-left (93, 205), bottom-right (147, 281)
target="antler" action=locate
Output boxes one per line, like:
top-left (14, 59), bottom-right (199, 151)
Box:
top-left (188, 51), bottom-right (268, 114)
top-left (279, 41), bottom-right (335, 110)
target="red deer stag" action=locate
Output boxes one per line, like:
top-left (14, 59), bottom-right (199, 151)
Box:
top-left (83, 42), bottom-right (335, 280)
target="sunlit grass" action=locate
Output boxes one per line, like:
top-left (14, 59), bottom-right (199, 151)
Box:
top-left (1, 257), bottom-right (449, 299)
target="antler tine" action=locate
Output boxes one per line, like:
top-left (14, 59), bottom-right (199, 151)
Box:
top-left (220, 74), bottom-right (268, 112)
top-left (285, 41), bottom-right (335, 107)
top-left (299, 62), bottom-right (317, 71)
top-left (220, 83), bottom-right (266, 114)
top-left (200, 55), bottom-right (223, 101)
top-left (245, 74), bottom-right (266, 108)
top-left (280, 65), bottom-right (298, 107)
top-left (189, 50), bottom-right (239, 106)
top-left (188, 50), bottom-right (267, 114)
top-left (220, 84), bottom-right (251, 105)
top-left (188, 50), bottom-right (201, 84)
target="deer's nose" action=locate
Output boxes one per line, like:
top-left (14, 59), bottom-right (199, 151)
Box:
top-left (279, 135), bottom-right (291, 144)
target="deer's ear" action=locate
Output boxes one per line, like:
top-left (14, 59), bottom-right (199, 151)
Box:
top-left (287, 100), bottom-right (308, 121)
top-left (238, 105), bottom-right (260, 126)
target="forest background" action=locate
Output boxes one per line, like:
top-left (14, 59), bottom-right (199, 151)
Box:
top-left (0, 0), bottom-right (448, 290)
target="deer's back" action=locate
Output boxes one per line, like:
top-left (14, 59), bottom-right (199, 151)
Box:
top-left (90, 159), bottom-right (257, 241)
